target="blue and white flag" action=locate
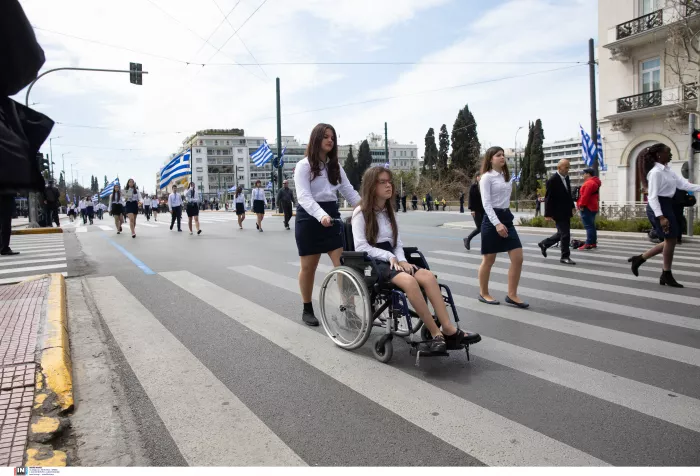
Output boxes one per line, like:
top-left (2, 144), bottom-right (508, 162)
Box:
top-left (160, 150), bottom-right (191, 189)
top-left (100, 178), bottom-right (120, 198)
top-left (251, 141), bottom-right (273, 167)
top-left (580, 125), bottom-right (597, 168)
top-left (278, 145), bottom-right (287, 168)
top-left (512, 168), bottom-right (522, 183)
top-left (92, 194), bottom-right (98, 203)
top-left (266, 181), bottom-right (273, 190)
top-left (597, 127), bottom-right (607, 171)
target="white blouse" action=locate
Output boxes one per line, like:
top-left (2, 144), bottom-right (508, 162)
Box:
top-left (251, 188), bottom-right (267, 203)
top-left (294, 157), bottom-right (361, 222)
top-left (233, 194), bottom-right (245, 204)
top-left (151, 199), bottom-right (159, 208)
top-left (124, 187), bottom-right (139, 202)
top-left (351, 206), bottom-right (406, 264)
top-left (185, 188), bottom-right (200, 204)
top-left (109, 193), bottom-right (124, 208)
top-left (479, 170), bottom-right (513, 226)
top-left (647, 162), bottom-right (700, 217)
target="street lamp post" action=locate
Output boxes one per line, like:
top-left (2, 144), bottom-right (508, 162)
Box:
top-left (61, 151), bottom-right (70, 187)
top-left (514, 126), bottom-right (524, 212)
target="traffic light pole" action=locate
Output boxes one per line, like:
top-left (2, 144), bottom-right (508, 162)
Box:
top-left (23, 65), bottom-right (148, 228)
top-left (688, 114), bottom-right (696, 236)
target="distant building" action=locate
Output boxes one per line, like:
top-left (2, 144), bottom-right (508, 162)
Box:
top-left (543, 138), bottom-right (587, 189)
top-left (338, 133), bottom-right (419, 173)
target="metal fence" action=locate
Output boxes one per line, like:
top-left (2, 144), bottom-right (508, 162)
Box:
top-left (598, 202), bottom-right (650, 220)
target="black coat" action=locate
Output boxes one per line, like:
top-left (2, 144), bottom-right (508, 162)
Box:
top-left (467, 183), bottom-right (484, 213)
top-left (544, 173), bottom-right (575, 221)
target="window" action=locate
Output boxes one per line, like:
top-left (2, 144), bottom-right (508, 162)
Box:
top-left (196, 157), bottom-right (202, 163)
top-left (214, 140), bottom-right (219, 145)
top-left (411, 151), bottom-right (415, 157)
top-left (237, 148), bottom-right (243, 153)
top-left (640, 0), bottom-right (661, 15)
top-left (196, 167), bottom-right (203, 172)
top-left (226, 140), bottom-right (230, 145)
top-left (641, 57), bottom-right (661, 93)
top-left (195, 148), bottom-right (201, 153)
top-left (392, 150), bottom-right (396, 157)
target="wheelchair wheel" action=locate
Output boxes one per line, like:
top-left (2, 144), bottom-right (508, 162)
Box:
top-left (372, 335), bottom-right (393, 363)
top-left (319, 266), bottom-right (373, 350)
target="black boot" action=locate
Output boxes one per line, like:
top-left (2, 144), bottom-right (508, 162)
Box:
top-left (463, 237), bottom-right (470, 251)
top-left (302, 303), bottom-right (319, 326)
top-left (660, 270), bottom-right (684, 288)
top-left (627, 254), bottom-right (646, 277)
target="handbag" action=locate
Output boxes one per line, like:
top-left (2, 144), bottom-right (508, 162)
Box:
top-left (0, 97), bottom-right (54, 194)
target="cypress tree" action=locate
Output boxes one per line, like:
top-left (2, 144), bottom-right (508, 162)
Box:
top-left (438, 124), bottom-right (449, 174)
top-left (344, 146), bottom-right (359, 190)
top-left (450, 104), bottom-right (481, 179)
top-left (357, 140), bottom-right (372, 184)
top-left (423, 128), bottom-right (438, 177)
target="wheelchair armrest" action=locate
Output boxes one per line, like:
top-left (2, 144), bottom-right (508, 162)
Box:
top-left (403, 247), bottom-right (429, 270)
top-left (341, 251), bottom-right (381, 285)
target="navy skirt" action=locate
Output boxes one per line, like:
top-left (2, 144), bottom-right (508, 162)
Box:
top-left (481, 208), bottom-right (522, 255)
top-left (646, 196), bottom-right (679, 239)
top-left (125, 201), bottom-right (138, 215)
top-left (186, 203), bottom-right (199, 217)
top-left (253, 200), bottom-right (265, 214)
top-left (295, 201), bottom-right (341, 256)
top-left (235, 202), bottom-right (245, 215)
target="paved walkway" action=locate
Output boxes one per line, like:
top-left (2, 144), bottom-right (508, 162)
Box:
top-left (0, 277), bottom-right (47, 466)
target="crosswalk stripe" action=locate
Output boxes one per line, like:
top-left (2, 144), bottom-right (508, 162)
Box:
top-left (166, 269), bottom-right (606, 466)
top-left (8, 238), bottom-right (64, 244)
top-left (526, 244), bottom-right (700, 263)
top-left (0, 257), bottom-right (66, 267)
top-left (430, 250), bottom-right (700, 289)
top-left (76, 227), bottom-right (87, 233)
top-left (139, 223), bottom-right (158, 228)
top-left (98, 225), bottom-right (113, 231)
top-left (8, 244), bottom-right (65, 252)
top-left (515, 249), bottom-right (700, 278)
top-left (230, 265), bottom-right (700, 432)
top-left (571, 236), bottom-right (700, 248)
top-left (0, 272), bottom-right (67, 286)
top-left (591, 241), bottom-right (700, 257)
top-left (86, 276), bottom-right (306, 466)
top-left (0, 253), bottom-right (65, 261)
top-left (288, 262), bottom-right (700, 366)
top-left (0, 263), bottom-right (67, 275)
top-left (424, 257), bottom-right (700, 305)
top-left (7, 248), bottom-right (65, 255)
top-left (522, 245), bottom-right (699, 269)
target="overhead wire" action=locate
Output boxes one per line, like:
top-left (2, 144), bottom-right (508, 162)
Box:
top-left (203, 0), bottom-right (269, 64)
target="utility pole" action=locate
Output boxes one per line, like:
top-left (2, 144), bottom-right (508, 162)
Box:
top-left (276, 78), bottom-right (283, 191)
top-left (384, 122), bottom-right (389, 168)
top-left (514, 126), bottom-right (523, 212)
top-left (589, 38), bottom-right (599, 174)
top-left (688, 114), bottom-right (696, 236)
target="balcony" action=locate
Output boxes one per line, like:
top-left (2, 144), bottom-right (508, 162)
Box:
top-left (617, 90), bottom-right (662, 113)
top-left (604, 4), bottom-right (700, 59)
top-left (607, 84), bottom-right (698, 125)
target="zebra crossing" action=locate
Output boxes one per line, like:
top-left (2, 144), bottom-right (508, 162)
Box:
top-left (60, 213), bottom-right (241, 232)
top-left (81, 234), bottom-right (700, 466)
top-left (0, 234), bottom-right (68, 285)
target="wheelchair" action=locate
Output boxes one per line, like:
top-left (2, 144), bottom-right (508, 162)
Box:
top-left (318, 218), bottom-right (482, 366)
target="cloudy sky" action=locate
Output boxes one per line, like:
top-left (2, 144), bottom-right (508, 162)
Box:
top-left (16, 0), bottom-right (597, 194)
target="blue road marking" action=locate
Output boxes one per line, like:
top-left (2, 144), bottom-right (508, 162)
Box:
top-left (106, 238), bottom-right (156, 275)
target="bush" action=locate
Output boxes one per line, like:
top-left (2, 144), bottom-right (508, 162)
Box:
top-left (520, 215), bottom-right (700, 234)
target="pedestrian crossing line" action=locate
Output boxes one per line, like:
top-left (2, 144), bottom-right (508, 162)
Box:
top-left (8, 237), bottom-right (64, 244)
top-left (0, 252), bottom-right (65, 261)
top-left (0, 263), bottom-right (67, 276)
top-left (577, 243), bottom-right (700, 259)
top-left (8, 244), bottom-right (66, 252)
top-left (98, 225), bottom-right (113, 231)
top-left (513, 249), bottom-right (700, 278)
top-left (166, 269), bottom-right (607, 467)
top-left (86, 277), bottom-right (306, 467)
top-left (569, 236), bottom-right (700, 249)
top-left (292, 262), bottom-right (700, 366)
top-left (527, 245), bottom-right (700, 263)
top-left (139, 223), bottom-right (158, 228)
top-left (76, 227), bottom-right (87, 233)
top-left (6, 248), bottom-right (65, 255)
top-left (0, 272), bottom-right (67, 286)
top-left (521, 245), bottom-right (700, 270)
top-left (0, 257), bottom-right (65, 267)
top-left (229, 265), bottom-right (700, 433)
top-left (424, 256), bottom-right (700, 303)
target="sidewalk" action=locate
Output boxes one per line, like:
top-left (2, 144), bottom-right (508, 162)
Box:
top-left (441, 221), bottom-right (699, 243)
top-left (0, 275), bottom-right (71, 467)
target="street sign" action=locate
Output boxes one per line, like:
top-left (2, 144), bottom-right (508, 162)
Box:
top-left (130, 62), bottom-right (143, 85)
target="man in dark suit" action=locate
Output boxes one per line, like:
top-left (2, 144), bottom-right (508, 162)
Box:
top-left (539, 159), bottom-right (576, 265)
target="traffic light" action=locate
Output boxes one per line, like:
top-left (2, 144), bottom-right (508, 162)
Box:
top-left (272, 157), bottom-right (279, 168)
top-left (691, 129), bottom-right (700, 151)
top-left (130, 62), bottom-right (143, 85)
top-left (37, 153), bottom-right (50, 172)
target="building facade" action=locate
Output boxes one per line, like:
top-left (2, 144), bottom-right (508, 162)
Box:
top-left (338, 133), bottom-right (419, 173)
top-left (599, 0), bottom-right (700, 203)
top-left (543, 138), bottom-right (588, 189)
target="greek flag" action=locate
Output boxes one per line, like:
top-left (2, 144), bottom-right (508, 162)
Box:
top-left (597, 128), bottom-right (607, 171)
top-left (251, 141), bottom-right (273, 167)
top-left (160, 150), bottom-right (191, 189)
top-left (580, 125), bottom-right (597, 168)
top-left (92, 194), bottom-right (98, 203)
top-left (100, 178), bottom-right (120, 198)
top-left (278, 145), bottom-right (287, 168)
top-left (512, 168), bottom-right (522, 183)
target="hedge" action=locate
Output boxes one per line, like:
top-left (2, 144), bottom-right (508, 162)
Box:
top-left (520, 215), bottom-right (700, 235)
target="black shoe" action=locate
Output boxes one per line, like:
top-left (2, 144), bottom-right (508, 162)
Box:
top-left (538, 242), bottom-right (547, 258)
top-left (628, 254), bottom-right (646, 277)
top-left (0, 249), bottom-right (19, 256)
top-left (478, 295), bottom-right (500, 305)
top-left (463, 237), bottom-right (471, 251)
top-left (178, 229), bottom-right (182, 232)
top-left (660, 270), bottom-right (684, 288)
top-left (505, 295), bottom-right (530, 308)
top-left (302, 310), bottom-right (319, 326)
top-left (132, 234), bottom-right (136, 238)
top-left (560, 258), bottom-right (576, 265)
top-left (197, 230), bottom-right (202, 235)
top-left (429, 336), bottom-right (447, 353)
top-left (170, 225), bottom-right (173, 230)
top-left (256, 223), bottom-right (259, 230)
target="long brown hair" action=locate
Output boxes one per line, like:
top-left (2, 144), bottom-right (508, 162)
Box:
top-left (234, 184), bottom-right (243, 198)
top-left (305, 123), bottom-right (341, 185)
top-left (480, 146), bottom-right (510, 181)
top-left (111, 183), bottom-right (121, 202)
top-left (636, 143), bottom-right (668, 188)
top-left (359, 166), bottom-right (398, 248)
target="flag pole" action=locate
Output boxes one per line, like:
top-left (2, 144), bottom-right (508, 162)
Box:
top-left (589, 38), bottom-right (599, 174)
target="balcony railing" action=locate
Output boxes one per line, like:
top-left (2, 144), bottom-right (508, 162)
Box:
top-left (683, 82), bottom-right (698, 101)
top-left (616, 90), bottom-right (662, 113)
top-left (616, 9), bottom-right (663, 40)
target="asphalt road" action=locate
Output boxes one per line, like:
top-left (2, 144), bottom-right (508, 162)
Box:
top-left (23, 209), bottom-right (700, 466)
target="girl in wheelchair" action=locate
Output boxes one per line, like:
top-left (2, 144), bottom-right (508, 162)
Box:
top-left (351, 166), bottom-right (473, 354)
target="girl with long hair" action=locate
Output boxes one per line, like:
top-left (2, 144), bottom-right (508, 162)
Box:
top-left (109, 184), bottom-right (124, 234)
top-left (185, 182), bottom-right (202, 235)
top-left (477, 147), bottom-right (527, 308)
top-left (124, 178), bottom-right (139, 238)
top-left (151, 196), bottom-right (159, 221)
top-left (352, 166), bottom-right (479, 353)
top-left (233, 184), bottom-right (246, 230)
top-left (294, 123), bottom-right (361, 326)
top-left (628, 143), bottom-right (700, 287)
top-left (251, 180), bottom-right (267, 232)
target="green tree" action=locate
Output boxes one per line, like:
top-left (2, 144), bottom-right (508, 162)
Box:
top-left (520, 122), bottom-right (535, 196)
top-left (438, 124), bottom-right (449, 176)
top-left (343, 146), bottom-right (360, 190)
top-left (530, 119), bottom-right (547, 182)
top-left (58, 172), bottom-right (66, 189)
top-left (104, 175), bottom-right (108, 188)
top-left (357, 139), bottom-right (372, 183)
top-left (450, 104), bottom-right (481, 178)
top-left (423, 128), bottom-right (438, 177)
